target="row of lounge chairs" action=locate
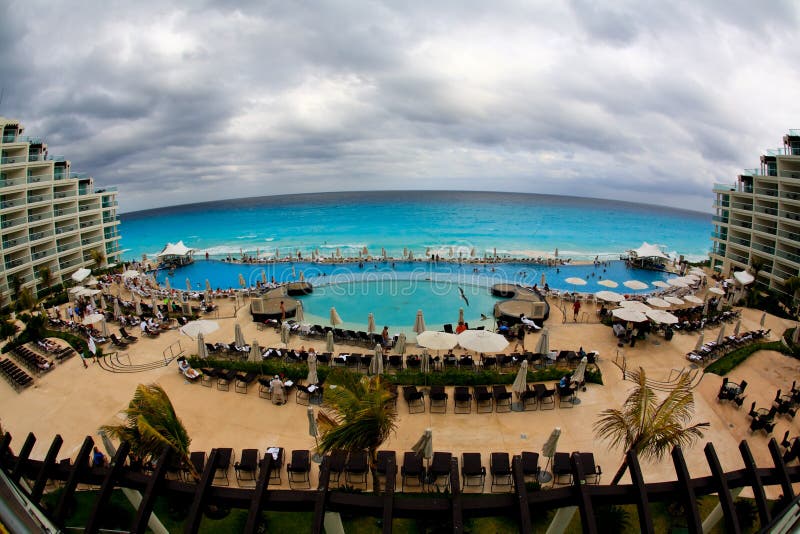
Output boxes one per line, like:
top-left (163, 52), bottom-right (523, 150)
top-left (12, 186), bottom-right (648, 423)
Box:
top-left (686, 330), bottom-right (769, 364)
top-left (0, 358), bottom-right (33, 391)
top-left (11, 346), bottom-right (54, 374)
top-left (33, 339), bottom-right (76, 361)
top-left (302, 325), bottom-right (386, 347)
top-left (400, 382), bottom-right (578, 414)
top-left (672, 309), bottom-right (741, 334)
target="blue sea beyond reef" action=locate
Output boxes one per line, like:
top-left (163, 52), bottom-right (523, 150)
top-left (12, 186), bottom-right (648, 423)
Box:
top-left (119, 190), bottom-right (710, 264)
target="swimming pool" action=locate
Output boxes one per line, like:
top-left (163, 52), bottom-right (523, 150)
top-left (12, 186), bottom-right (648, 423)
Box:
top-left (156, 260), bottom-right (674, 331)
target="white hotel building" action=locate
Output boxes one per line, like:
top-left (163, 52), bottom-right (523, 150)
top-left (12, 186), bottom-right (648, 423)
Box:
top-left (0, 117), bottom-right (122, 302)
top-left (710, 130), bottom-right (800, 300)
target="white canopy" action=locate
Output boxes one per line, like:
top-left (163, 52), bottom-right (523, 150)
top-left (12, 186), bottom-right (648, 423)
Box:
top-left (157, 240), bottom-right (195, 258)
top-left (416, 331), bottom-right (459, 351)
top-left (733, 271), bottom-right (755, 285)
top-left (611, 308), bottom-right (648, 322)
top-left (619, 300), bottom-right (652, 312)
top-left (645, 309), bottom-right (680, 324)
top-left (595, 290), bottom-right (625, 302)
top-left (71, 268), bottom-right (92, 282)
top-left (629, 242), bottom-right (669, 259)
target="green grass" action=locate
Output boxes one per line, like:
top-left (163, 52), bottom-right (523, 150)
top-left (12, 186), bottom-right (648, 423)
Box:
top-left (704, 340), bottom-right (794, 376)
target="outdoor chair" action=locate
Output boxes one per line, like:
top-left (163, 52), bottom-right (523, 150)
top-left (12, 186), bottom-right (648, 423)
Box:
top-left (521, 386), bottom-right (538, 411)
top-left (346, 353), bottom-right (361, 371)
top-left (578, 452), bottom-right (602, 484)
top-left (474, 386), bottom-right (493, 413)
top-left (200, 368), bottom-right (217, 387)
top-left (428, 452), bottom-right (452, 491)
top-left (520, 452), bottom-right (540, 482)
top-left (185, 451), bottom-right (206, 482)
top-left (747, 402), bottom-right (759, 420)
top-left (443, 323), bottom-right (454, 334)
top-left (403, 385), bottom-right (425, 414)
top-left (552, 452), bottom-right (571, 485)
top-left (734, 380), bottom-right (748, 407)
top-left (234, 372), bottom-right (257, 394)
top-left (216, 369), bottom-right (237, 391)
top-left (359, 354), bottom-right (372, 372)
top-left (443, 354), bottom-right (458, 370)
top-left (263, 447), bottom-right (284, 485)
top-left (556, 383), bottom-right (575, 408)
top-left (497, 355), bottom-right (514, 369)
top-left (461, 452), bottom-right (486, 491)
top-left (429, 385), bottom-right (448, 413)
top-left (459, 355), bottom-right (475, 370)
top-left (287, 450), bottom-right (311, 488)
top-left (234, 448), bottom-right (259, 484)
top-left (257, 377), bottom-right (272, 399)
top-left (388, 355), bottom-right (403, 371)
top-left (492, 385), bottom-right (512, 412)
top-left (400, 452), bottom-right (425, 491)
top-left (119, 327), bottom-right (138, 342)
top-left (406, 355), bottom-right (421, 370)
top-left (783, 438), bottom-right (800, 464)
top-left (109, 333), bottom-right (129, 348)
top-left (490, 452), bottom-right (513, 492)
top-left (454, 386), bottom-right (472, 413)
top-left (326, 450), bottom-right (348, 487)
top-left (373, 450), bottom-right (397, 491)
top-left (213, 448), bottom-right (233, 485)
top-left (481, 354), bottom-right (497, 370)
top-left (345, 450), bottom-right (369, 488)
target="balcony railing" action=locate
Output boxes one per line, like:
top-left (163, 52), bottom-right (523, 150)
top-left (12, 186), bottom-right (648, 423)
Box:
top-left (710, 231), bottom-right (727, 240)
top-left (1, 133), bottom-right (17, 143)
top-left (53, 190), bottom-right (76, 200)
top-left (56, 242), bottom-right (79, 253)
top-left (59, 256), bottom-right (84, 269)
top-left (103, 215), bottom-right (120, 224)
top-left (78, 204), bottom-right (99, 212)
top-left (712, 183), bottom-right (736, 192)
top-left (779, 170), bottom-right (800, 179)
top-left (81, 235), bottom-right (103, 246)
top-left (777, 228), bottom-right (800, 241)
top-left (0, 176), bottom-right (26, 188)
top-left (754, 187), bottom-right (778, 197)
top-left (727, 252), bottom-right (749, 264)
top-left (4, 256), bottom-right (29, 269)
top-left (101, 200), bottom-right (118, 208)
top-left (713, 200), bottom-right (730, 208)
top-left (53, 207), bottom-right (77, 218)
top-left (754, 206), bottom-right (778, 216)
top-left (27, 193), bottom-right (53, 204)
top-left (31, 247), bottom-right (55, 261)
top-left (728, 236), bottom-right (751, 247)
top-left (776, 249), bottom-right (800, 265)
top-left (780, 211), bottom-right (800, 223)
top-left (751, 222), bottom-right (777, 235)
top-left (2, 235), bottom-right (28, 249)
top-left (730, 219), bottom-right (752, 229)
top-left (28, 228), bottom-right (54, 242)
top-left (55, 223), bottom-right (77, 235)
top-left (751, 242), bottom-right (775, 255)
top-left (730, 202), bottom-right (753, 211)
top-left (27, 213), bottom-right (47, 223)
top-left (712, 215), bottom-right (729, 224)
top-left (0, 156), bottom-right (24, 164)
top-left (27, 173), bottom-right (53, 184)
top-left (0, 198), bottom-right (24, 209)
top-left (1, 215), bottom-right (27, 229)
top-left (79, 219), bottom-right (99, 229)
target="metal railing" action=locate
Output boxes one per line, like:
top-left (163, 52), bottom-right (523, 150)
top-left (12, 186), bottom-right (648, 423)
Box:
top-left (27, 173), bottom-right (53, 184)
top-left (53, 190), bottom-right (76, 199)
top-left (55, 223), bottom-right (77, 235)
top-left (2, 236), bottom-right (28, 249)
top-left (4, 256), bottom-right (29, 269)
top-left (58, 256), bottom-right (84, 269)
top-left (730, 202), bottom-right (753, 211)
top-left (0, 198), bottom-right (24, 209)
top-left (31, 247), bottom-right (55, 261)
top-left (712, 215), bottom-right (729, 224)
top-left (751, 222), bottom-right (777, 235)
top-left (80, 235), bottom-right (103, 246)
top-left (28, 228), bottom-right (54, 242)
top-left (27, 213), bottom-right (47, 223)
top-left (0, 176), bottom-right (26, 188)
top-left (754, 187), bottom-right (779, 197)
top-left (752, 242), bottom-right (776, 255)
top-left (56, 242), bottom-right (79, 253)
top-left (79, 219), bottom-right (99, 229)
top-left (0, 216), bottom-right (27, 229)
top-left (26, 193), bottom-right (52, 204)
top-left (730, 219), bottom-right (752, 229)
top-left (777, 228), bottom-right (800, 242)
top-left (53, 207), bottom-right (77, 218)
top-left (727, 236), bottom-right (750, 247)
top-left (776, 249), bottom-right (800, 265)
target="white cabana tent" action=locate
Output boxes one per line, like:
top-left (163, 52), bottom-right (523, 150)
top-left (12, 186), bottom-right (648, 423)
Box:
top-left (733, 271), bottom-right (755, 286)
top-left (157, 240), bottom-right (196, 265)
top-left (627, 242), bottom-right (670, 269)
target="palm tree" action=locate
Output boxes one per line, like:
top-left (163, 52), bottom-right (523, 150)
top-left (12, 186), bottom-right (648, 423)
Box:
top-left (316, 372), bottom-right (397, 492)
top-left (101, 384), bottom-right (196, 479)
top-left (37, 266), bottom-right (52, 298)
top-left (594, 368), bottom-right (709, 485)
top-left (89, 248), bottom-right (106, 272)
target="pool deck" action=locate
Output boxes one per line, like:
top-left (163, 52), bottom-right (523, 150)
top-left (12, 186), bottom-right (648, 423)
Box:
top-left (1, 286), bottom-right (798, 498)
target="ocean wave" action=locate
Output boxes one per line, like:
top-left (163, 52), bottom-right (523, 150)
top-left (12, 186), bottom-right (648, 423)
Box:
top-left (318, 243), bottom-right (367, 250)
top-left (236, 234), bottom-right (257, 239)
top-left (264, 237), bottom-right (275, 242)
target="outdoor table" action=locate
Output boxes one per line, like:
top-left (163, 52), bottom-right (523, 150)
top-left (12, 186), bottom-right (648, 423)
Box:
top-left (755, 408), bottom-right (771, 419)
top-left (724, 381), bottom-right (741, 395)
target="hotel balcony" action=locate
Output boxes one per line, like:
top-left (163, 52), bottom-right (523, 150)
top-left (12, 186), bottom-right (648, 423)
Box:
top-left (26, 193), bottom-right (53, 206)
top-left (56, 241), bottom-right (80, 254)
top-left (1, 215), bottom-right (27, 230)
top-left (80, 235), bottom-right (103, 247)
top-left (55, 223), bottom-right (78, 236)
top-left (727, 236), bottom-right (751, 248)
top-left (52, 206), bottom-right (78, 219)
top-left (28, 228), bottom-right (54, 244)
top-left (58, 256), bottom-right (84, 270)
top-left (53, 190), bottom-right (77, 200)
top-left (713, 183), bottom-right (736, 192)
top-left (775, 249), bottom-right (800, 266)
top-left (1, 235), bottom-right (28, 250)
top-left (751, 221), bottom-right (777, 236)
top-left (712, 214), bottom-right (729, 224)
top-left (27, 172), bottom-right (53, 186)
top-left (31, 247), bottom-right (56, 262)
top-left (0, 175), bottom-right (27, 189)
top-left (4, 254), bottom-right (31, 271)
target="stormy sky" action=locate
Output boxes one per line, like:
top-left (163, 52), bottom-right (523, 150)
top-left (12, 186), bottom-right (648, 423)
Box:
top-left (1, 0), bottom-right (798, 213)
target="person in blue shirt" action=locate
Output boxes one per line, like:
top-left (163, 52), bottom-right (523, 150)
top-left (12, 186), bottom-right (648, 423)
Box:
top-left (92, 447), bottom-right (105, 467)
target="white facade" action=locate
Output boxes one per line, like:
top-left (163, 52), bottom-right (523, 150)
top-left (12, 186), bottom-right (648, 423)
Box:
top-left (0, 117), bottom-right (121, 302)
top-left (710, 130), bottom-right (800, 300)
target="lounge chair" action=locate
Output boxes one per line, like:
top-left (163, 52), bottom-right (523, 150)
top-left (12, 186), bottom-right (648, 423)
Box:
top-left (403, 386), bottom-right (425, 414)
top-left (492, 385), bottom-right (512, 412)
top-left (490, 452), bottom-right (513, 492)
top-left (481, 354), bottom-right (497, 370)
top-left (373, 451), bottom-right (397, 491)
top-left (400, 452), bottom-right (425, 491)
top-left (257, 377), bottom-right (272, 399)
top-left (185, 451), bottom-right (206, 481)
top-left (119, 328), bottom-right (138, 343)
top-left (552, 452), bottom-right (571, 485)
top-left (217, 369), bottom-right (237, 391)
top-left (429, 385), bottom-right (448, 413)
top-left (109, 333), bottom-right (129, 348)
top-left (474, 386), bottom-right (493, 413)
top-left (520, 452), bottom-right (540, 482)
top-left (213, 447), bottom-right (233, 485)
top-left (521, 386), bottom-right (538, 411)
top-left (235, 448), bottom-right (259, 484)
top-left (459, 355), bottom-right (475, 370)
top-left (556, 383), bottom-right (575, 408)
top-left (454, 386), bottom-right (472, 413)
top-left (345, 450), bottom-right (369, 487)
top-left (287, 450), bottom-right (311, 488)
top-left (264, 447), bottom-right (284, 485)
top-left (234, 372), bottom-right (257, 394)
top-left (428, 452), bottom-right (452, 491)
top-left (577, 452), bottom-right (602, 484)
top-left (327, 450), bottom-right (348, 487)
top-left (461, 452), bottom-right (485, 491)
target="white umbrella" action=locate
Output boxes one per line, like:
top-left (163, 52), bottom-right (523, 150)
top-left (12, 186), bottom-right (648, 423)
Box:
top-left (571, 356), bottom-right (588, 385)
top-left (330, 307), bottom-right (342, 327)
top-left (689, 267), bottom-right (706, 276)
top-left (684, 274), bottom-right (700, 283)
top-left (205, 278), bottom-right (212, 290)
top-left (664, 296), bottom-right (685, 305)
top-left (611, 308), bottom-right (648, 322)
top-left (134, 297), bottom-right (142, 316)
top-left (394, 333), bottom-right (406, 355)
top-left (164, 277), bottom-right (171, 291)
top-left (760, 311), bottom-right (767, 327)
top-left (619, 300), bottom-right (652, 312)
top-left (716, 325), bottom-right (726, 345)
top-left (416, 331), bottom-right (459, 351)
top-left (458, 307), bottom-right (464, 325)
top-left (85, 278), bottom-right (99, 287)
top-left (326, 330), bottom-right (335, 352)
top-left (684, 295), bottom-right (703, 304)
top-left (512, 360), bottom-right (529, 396)
top-left (235, 323), bottom-right (246, 347)
top-left (534, 328), bottom-right (549, 354)
top-left (457, 330), bottom-right (509, 353)
top-left (597, 279), bottom-right (618, 288)
top-left (249, 340), bottom-right (261, 363)
top-left (595, 290), bottom-right (625, 302)
top-left (652, 281), bottom-right (671, 289)
top-left (307, 351), bottom-right (319, 384)
top-left (668, 278), bottom-right (690, 288)
top-left (540, 427), bottom-right (561, 483)
top-left (733, 271), bottom-right (755, 286)
top-left (99, 318), bottom-right (109, 337)
top-left (369, 344), bottom-right (383, 375)
top-left (420, 349), bottom-right (430, 374)
top-left (565, 277), bottom-right (587, 286)
top-left (113, 299), bottom-right (122, 319)
top-left (69, 285), bottom-right (85, 294)
top-left (281, 322), bottom-right (291, 345)
top-left (367, 313), bottom-right (376, 334)
top-left (83, 313), bottom-right (104, 325)
top-left (197, 332), bottom-right (209, 359)
top-left (694, 332), bottom-right (705, 352)
top-left (623, 280), bottom-right (648, 290)
top-left (733, 320), bottom-right (741, 336)
top-left (646, 297), bottom-right (671, 308)
top-left (120, 269), bottom-right (139, 280)
top-left (413, 310), bottom-right (426, 334)
top-left (180, 320), bottom-right (220, 338)
top-left (412, 428), bottom-right (433, 462)
top-left (645, 309), bottom-right (679, 324)
top-left (708, 287), bottom-right (725, 295)
top-left (295, 301), bottom-right (305, 323)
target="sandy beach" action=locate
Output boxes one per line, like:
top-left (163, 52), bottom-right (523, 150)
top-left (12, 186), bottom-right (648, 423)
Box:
top-left (1, 288), bottom-right (798, 499)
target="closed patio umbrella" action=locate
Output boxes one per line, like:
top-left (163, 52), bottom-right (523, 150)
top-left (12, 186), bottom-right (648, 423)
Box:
top-left (180, 319), bottom-right (219, 338)
top-left (540, 273), bottom-right (546, 287)
top-left (261, 270), bottom-right (267, 285)
top-left (113, 299), bottom-right (122, 319)
top-left (597, 279), bottom-right (618, 288)
top-left (249, 340), bottom-right (261, 363)
top-left (197, 332), bottom-right (208, 359)
top-left (205, 279), bottom-right (212, 292)
top-left (134, 297), bottom-right (142, 316)
top-left (733, 319), bottom-right (741, 336)
top-left (186, 278), bottom-right (192, 292)
top-left (326, 330), bottom-right (335, 353)
top-left (571, 357), bottom-right (587, 386)
top-left (204, 289), bottom-right (212, 304)
top-left (540, 427), bottom-right (561, 483)
top-left (281, 322), bottom-right (291, 346)
top-left (330, 307), bottom-right (342, 327)
top-left (295, 301), bottom-right (305, 323)
top-left (792, 325), bottom-right (800, 345)
top-left (181, 301), bottom-right (191, 314)
top-left (394, 333), bottom-right (406, 355)
top-left (457, 330), bottom-right (508, 353)
top-left (512, 360), bottom-right (529, 409)
top-left (308, 407), bottom-right (322, 462)
top-left (458, 307), bottom-right (464, 325)
top-left (716, 325), bottom-right (726, 345)
top-left (233, 323), bottom-right (244, 347)
top-left (299, 271), bottom-right (304, 282)
top-left (420, 349), bottom-right (430, 374)
top-left (99, 294), bottom-right (107, 310)
top-left (164, 277), bottom-right (171, 291)
top-left (413, 310), bottom-right (426, 334)
top-left (702, 300), bottom-right (709, 316)
top-left (623, 280), bottom-right (648, 290)
top-left (760, 311), bottom-right (767, 327)
top-left (307, 351), bottom-right (319, 384)
top-left (716, 298), bottom-right (724, 312)
top-left (534, 328), bottom-right (549, 355)
top-left (412, 428), bottom-right (433, 462)
top-left (367, 313), bottom-right (376, 334)
top-left (99, 318), bottom-right (109, 337)
top-left (238, 274), bottom-right (246, 288)
top-left (695, 332), bottom-right (705, 352)
top-left (369, 344), bottom-right (383, 375)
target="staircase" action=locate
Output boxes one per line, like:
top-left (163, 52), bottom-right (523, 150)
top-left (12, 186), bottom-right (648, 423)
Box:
top-left (97, 351), bottom-right (176, 373)
top-left (613, 351), bottom-right (704, 391)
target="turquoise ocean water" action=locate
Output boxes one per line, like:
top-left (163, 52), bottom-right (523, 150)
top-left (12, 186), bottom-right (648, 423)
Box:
top-left (120, 190), bottom-right (710, 263)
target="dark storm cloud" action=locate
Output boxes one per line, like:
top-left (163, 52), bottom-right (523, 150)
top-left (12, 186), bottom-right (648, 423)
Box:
top-left (1, 0), bottom-right (798, 213)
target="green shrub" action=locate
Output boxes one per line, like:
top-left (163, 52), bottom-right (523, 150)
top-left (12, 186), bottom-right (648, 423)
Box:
top-left (704, 340), bottom-right (795, 376)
